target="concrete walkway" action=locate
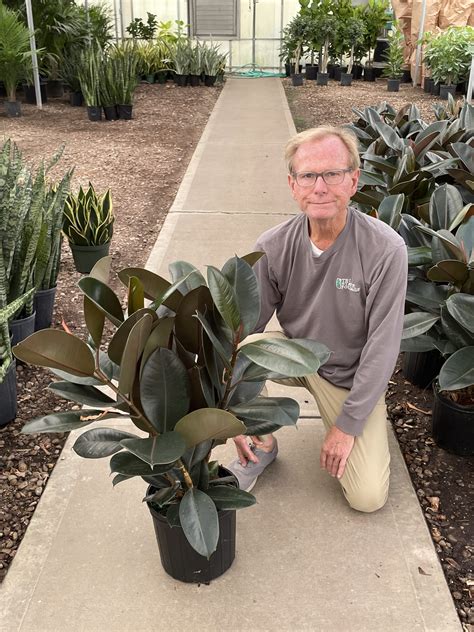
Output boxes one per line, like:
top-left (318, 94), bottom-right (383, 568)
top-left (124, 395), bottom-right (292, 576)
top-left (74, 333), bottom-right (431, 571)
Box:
top-left (0, 78), bottom-right (461, 631)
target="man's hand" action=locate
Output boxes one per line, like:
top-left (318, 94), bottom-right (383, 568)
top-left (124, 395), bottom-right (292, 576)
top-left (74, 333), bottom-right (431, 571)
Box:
top-left (233, 434), bottom-right (275, 467)
top-left (320, 426), bottom-right (355, 479)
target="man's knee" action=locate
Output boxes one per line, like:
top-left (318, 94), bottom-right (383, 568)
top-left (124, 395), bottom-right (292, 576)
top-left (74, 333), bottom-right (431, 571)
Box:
top-left (343, 484), bottom-right (389, 513)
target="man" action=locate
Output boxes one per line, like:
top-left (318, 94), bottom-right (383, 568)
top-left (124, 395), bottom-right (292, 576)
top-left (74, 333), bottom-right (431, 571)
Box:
top-left (228, 125), bottom-right (408, 513)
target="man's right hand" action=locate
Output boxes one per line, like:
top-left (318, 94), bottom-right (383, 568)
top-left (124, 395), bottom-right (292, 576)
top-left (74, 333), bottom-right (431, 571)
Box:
top-left (233, 435), bottom-right (259, 467)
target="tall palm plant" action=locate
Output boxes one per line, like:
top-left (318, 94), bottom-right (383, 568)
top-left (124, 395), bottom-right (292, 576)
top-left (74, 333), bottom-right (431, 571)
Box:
top-left (0, 2), bottom-right (33, 102)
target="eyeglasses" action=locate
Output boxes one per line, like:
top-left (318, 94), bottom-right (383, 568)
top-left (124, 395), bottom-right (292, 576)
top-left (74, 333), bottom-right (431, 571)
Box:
top-left (292, 168), bottom-right (353, 187)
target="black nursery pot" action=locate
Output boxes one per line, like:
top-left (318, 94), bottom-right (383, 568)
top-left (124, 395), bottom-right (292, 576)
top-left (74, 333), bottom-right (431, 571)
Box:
top-left (352, 64), bottom-right (363, 80)
top-left (291, 73), bottom-right (304, 86)
top-left (402, 350), bottom-right (443, 389)
top-left (189, 74), bottom-right (201, 87)
top-left (103, 105), bottom-right (119, 121)
top-left (175, 74), bottom-right (189, 87)
top-left (87, 106), bottom-right (102, 121)
top-left (423, 77), bottom-right (433, 93)
top-left (118, 104), bottom-right (133, 120)
top-left (333, 66), bottom-right (347, 82)
top-left (305, 65), bottom-right (318, 80)
top-left (46, 80), bottom-right (64, 98)
top-left (148, 497), bottom-right (236, 583)
top-left (387, 78), bottom-right (400, 92)
top-left (340, 72), bottom-right (352, 86)
top-left (363, 67), bottom-right (376, 82)
top-left (431, 81), bottom-right (440, 96)
top-left (10, 312), bottom-right (36, 346)
top-left (69, 91), bottom-right (83, 107)
top-left (439, 84), bottom-right (456, 100)
top-left (34, 287), bottom-right (57, 331)
top-left (316, 72), bottom-right (329, 86)
top-left (23, 81), bottom-right (47, 104)
top-left (0, 361), bottom-right (17, 428)
top-left (432, 385), bottom-right (474, 456)
top-left (204, 75), bottom-right (217, 87)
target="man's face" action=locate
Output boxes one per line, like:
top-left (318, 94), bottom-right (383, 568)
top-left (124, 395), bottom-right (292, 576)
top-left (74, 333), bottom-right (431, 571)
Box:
top-left (288, 136), bottom-right (360, 223)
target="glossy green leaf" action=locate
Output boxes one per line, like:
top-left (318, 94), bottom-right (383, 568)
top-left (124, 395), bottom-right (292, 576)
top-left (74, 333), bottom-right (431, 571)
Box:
top-left (207, 485), bottom-right (256, 509)
top-left (22, 409), bottom-right (117, 434)
top-left (78, 277), bottom-right (124, 327)
top-left (240, 251), bottom-right (265, 267)
top-left (48, 381), bottom-right (117, 408)
top-left (239, 338), bottom-right (324, 377)
top-left (140, 317), bottom-right (175, 374)
top-left (83, 297), bottom-right (105, 348)
top-left (13, 330), bottom-right (95, 377)
top-left (121, 432), bottom-right (186, 466)
top-left (143, 485), bottom-right (178, 507)
top-left (110, 451), bottom-right (175, 476)
top-left (456, 216), bottom-right (474, 260)
top-left (73, 428), bottom-right (136, 459)
top-left (406, 279), bottom-right (449, 311)
top-left (415, 226), bottom-right (465, 262)
top-left (429, 184), bottom-right (463, 232)
top-left (407, 246), bottom-right (432, 266)
top-left (166, 504), bottom-right (180, 527)
top-left (230, 397), bottom-right (300, 434)
top-left (112, 474), bottom-right (133, 487)
top-left (402, 312), bottom-right (439, 339)
top-left (174, 409), bottom-right (245, 448)
top-left (140, 347), bottom-right (190, 433)
top-left (440, 306), bottom-right (474, 349)
top-left (179, 488), bottom-right (218, 559)
top-left (451, 142), bottom-right (474, 173)
top-left (128, 276), bottom-right (145, 315)
top-left (438, 347), bottom-right (474, 391)
top-left (377, 194), bottom-right (404, 230)
top-left (448, 203), bottom-right (473, 233)
top-left (195, 311), bottom-right (232, 369)
top-left (181, 440), bottom-right (213, 471)
top-left (400, 335), bottom-right (437, 352)
top-left (118, 267), bottom-right (182, 312)
top-left (358, 170), bottom-right (387, 187)
top-left (427, 260), bottom-right (468, 285)
top-left (207, 265), bottom-right (240, 332)
top-left (89, 255), bottom-right (112, 283)
top-left (108, 308), bottom-right (157, 366)
top-left (175, 286), bottom-right (213, 354)
top-left (446, 294), bottom-right (474, 333)
top-left (221, 256), bottom-right (260, 339)
top-left (118, 314), bottom-right (154, 395)
top-left (360, 154), bottom-right (397, 176)
top-left (149, 271), bottom-right (195, 312)
top-left (168, 261), bottom-right (206, 292)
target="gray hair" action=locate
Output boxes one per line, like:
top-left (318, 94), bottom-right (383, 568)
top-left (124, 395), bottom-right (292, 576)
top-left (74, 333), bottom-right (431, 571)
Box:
top-left (285, 126), bottom-right (360, 173)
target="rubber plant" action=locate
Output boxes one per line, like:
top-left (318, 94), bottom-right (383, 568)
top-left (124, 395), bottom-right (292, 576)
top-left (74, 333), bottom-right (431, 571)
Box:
top-left (13, 254), bottom-right (330, 558)
top-left (400, 183), bottom-right (474, 400)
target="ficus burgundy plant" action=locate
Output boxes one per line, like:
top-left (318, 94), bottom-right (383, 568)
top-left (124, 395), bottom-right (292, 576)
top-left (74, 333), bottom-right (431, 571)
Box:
top-left (13, 254), bottom-right (330, 559)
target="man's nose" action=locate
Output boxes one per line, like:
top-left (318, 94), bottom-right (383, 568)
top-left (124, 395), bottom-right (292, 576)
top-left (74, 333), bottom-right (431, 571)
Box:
top-left (312, 174), bottom-right (328, 191)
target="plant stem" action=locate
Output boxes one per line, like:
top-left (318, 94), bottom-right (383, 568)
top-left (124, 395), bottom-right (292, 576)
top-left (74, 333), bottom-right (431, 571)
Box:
top-left (177, 459), bottom-right (194, 489)
top-left (219, 324), bottom-right (243, 410)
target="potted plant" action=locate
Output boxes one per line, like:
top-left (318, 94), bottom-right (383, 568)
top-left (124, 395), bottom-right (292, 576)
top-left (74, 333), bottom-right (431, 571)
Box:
top-left (382, 24), bottom-right (405, 92)
top-left (424, 27), bottom-right (474, 100)
top-left (136, 41), bottom-right (160, 84)
top-left (13, 253), bottom-right (329, 581)
top-left (78, 46), bottom-right (102, 121)
top-left (360, 0), bottom-right (390, 82)
top-left (0, 3), bottom-right (33, 117)
top-left (317, 14), bottom-right (337, 86)
top-left (202, 44), bottom-right (226, 87)
top-left (339, 16), bottom-right (366, 86)
top-left (285, 13), bottom-right (312, 86)
top-left (109, 42), bottom-right (140, 119)
top-left (400, 184), bottom-right (474, 455)
top-left (63, 183), bottom-right (114, 274)
top-left (60, 48), bottom-right (84, 106)
top-left (171, 39), bottom-right (192, 87)
top-left (99, 57), bottom-right (119, 121)
top-left (188, 42), bottom-right (204, 87)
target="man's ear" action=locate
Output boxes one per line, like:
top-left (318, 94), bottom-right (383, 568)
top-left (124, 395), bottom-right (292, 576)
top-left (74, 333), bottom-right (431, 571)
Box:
top-left (349, 169), bottom-right (360, 196)
top-left (288, 172), bottom-right (296, 198)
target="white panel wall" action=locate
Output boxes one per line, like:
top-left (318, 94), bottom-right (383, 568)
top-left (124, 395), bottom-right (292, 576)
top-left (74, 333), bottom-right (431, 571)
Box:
top-left (80, 0), bottom-right (302, 69)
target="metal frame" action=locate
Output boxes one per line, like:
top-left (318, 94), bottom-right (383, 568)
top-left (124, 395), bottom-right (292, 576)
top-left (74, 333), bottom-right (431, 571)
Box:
top-left (189, 0), bottom-right (240, 39)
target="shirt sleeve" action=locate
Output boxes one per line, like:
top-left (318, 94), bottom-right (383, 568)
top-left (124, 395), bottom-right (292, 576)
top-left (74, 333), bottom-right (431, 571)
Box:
top-left (335, 243), bottom-right (408, 436)
top-left (253, 244), bottom-right (282, 333)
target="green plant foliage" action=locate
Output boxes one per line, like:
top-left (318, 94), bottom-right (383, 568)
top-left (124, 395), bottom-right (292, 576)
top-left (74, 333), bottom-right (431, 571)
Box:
top-left (424, 26), bottom-right (474, 86)
top-left (63, 183), bottom-right (114, 246)
top-left (0, 2), bottom-right (34, 101)
top-left (126, 12), bottom-right (158, 40)
top-left (382, 24), bottom-right (405, 79)
top-left (13, 254), bottom-right (330, 556)
top-left (360, 0), bottom-right (390, 66)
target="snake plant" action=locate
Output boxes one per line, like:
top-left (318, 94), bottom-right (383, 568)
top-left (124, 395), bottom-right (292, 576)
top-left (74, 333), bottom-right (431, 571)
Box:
top-left (63, 183), bottom-right (114, 246)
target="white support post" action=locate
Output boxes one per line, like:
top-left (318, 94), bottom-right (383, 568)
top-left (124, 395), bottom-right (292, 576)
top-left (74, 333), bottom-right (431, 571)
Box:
top-left (466, 55), bottom-right (474, 104)
top-left (412, 0), bottom-right (427, 88)
top-left (24, 0), bottom-right (42, 108)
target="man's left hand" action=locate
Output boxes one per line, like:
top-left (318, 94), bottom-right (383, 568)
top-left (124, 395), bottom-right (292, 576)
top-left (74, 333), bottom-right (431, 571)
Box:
top-left (320, 426), bottom-right (355, 479)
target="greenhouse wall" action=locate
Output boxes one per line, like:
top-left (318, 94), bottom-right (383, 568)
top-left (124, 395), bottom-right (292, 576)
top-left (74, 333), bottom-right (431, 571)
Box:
top-left (80, 0), bottom-right (309, 71)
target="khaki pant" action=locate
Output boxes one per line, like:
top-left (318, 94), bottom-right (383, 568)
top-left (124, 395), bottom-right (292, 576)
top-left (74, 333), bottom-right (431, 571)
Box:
top-left (249, 332), bottom-right (391, 513)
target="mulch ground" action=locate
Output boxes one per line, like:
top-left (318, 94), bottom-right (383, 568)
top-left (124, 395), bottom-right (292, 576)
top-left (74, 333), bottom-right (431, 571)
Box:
top-left (0, 76), bottom-right (472, 629)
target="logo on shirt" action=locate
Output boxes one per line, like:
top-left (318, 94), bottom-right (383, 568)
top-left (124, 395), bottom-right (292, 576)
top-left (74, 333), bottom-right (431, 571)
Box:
top-left (336, 277), bottom-right (360, 292)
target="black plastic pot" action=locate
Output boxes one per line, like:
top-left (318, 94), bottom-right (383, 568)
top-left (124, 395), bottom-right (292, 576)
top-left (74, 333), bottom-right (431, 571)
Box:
top-left (432, 384), bottom-right (474, 456)
top-left (34, 287), bottom-right (57, 331)
top-left (439, 84), bottom-right (456, 100)
top-left (69, 91), bottom-right (83, 107)
top-left (148, 497), bottom-right (236, 583)
top-left (5, 101), bottom-right (21, 118)
top-left (155, 71), bottom-right (168, 84)
top-left (70, 242), bottom-right (111, 274)
top-left (387, 79), bottom-right (400, 92)
top-left (401, 68), bottom-right (412, 83)
top-left (340, 72), bottom-right (352, 86)
top-left (118, 104), bottom-right (133, 120)
top-left (305, 65), bottom-right (318, 80)
top-left (291, 73), bottom-right (304, 86)
top-left (189, 74), bottom-right (201, 87)
top-left (363, 67), bottom-right (376, 82)
top-left (285, 63), bottom-right (302, 76)
top-left (204, 75), bottom-right (217, 87)
top-left (423, 77), bottom-right (433, 93)
top-left (87, 106), bottom-right (102, 121)
top-left (10, 311), bottom-right (36, 346)
top-left (327, 63), bottom-right (335, 78)
top-left (46, 80), bottom-right (64, 98)
top-left (23, 81), bottom-right (47, 104)
top-left (352, 64), bottom-right (363, 80)
top-left (0, 360), bottom-right (17, 428)
top-left (431, 81), bottom-right (440, 96)
top-left (402, 350), bottom-right (443, 388)
top-left (146, 74), bottom-right (155, 84)
top-left (374, 38), bottom-right (389, 62)
top-left (333, 66), bottom-right (347, 82)
top-left (316, 72), bottom-right (329, 86)
top-left (175, 74), bottom-right (189, 87)
top-left (103, 105), bottom-right (119, 121)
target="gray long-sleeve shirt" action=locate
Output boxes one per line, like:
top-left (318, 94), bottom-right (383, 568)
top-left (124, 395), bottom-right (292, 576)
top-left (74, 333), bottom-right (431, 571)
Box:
top-left (253, 207), bottom-right (408, 436)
